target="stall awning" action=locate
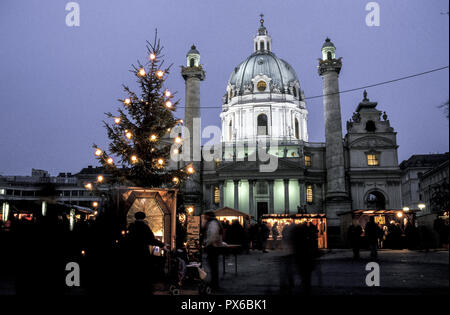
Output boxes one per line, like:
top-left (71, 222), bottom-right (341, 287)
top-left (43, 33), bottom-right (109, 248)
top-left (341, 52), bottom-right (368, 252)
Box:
top-left (213, 207), bottom-right (250, 218)
top-left (338, 209), bottom-right (419, 216)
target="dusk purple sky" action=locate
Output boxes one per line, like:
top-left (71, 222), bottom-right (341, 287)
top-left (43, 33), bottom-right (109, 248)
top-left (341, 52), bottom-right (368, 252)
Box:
top-left (0, 0), bottom-right (448, 176)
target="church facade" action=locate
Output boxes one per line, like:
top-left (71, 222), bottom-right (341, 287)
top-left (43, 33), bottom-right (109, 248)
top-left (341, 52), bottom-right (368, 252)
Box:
top-left (181, 17), bottom-right (402, 244)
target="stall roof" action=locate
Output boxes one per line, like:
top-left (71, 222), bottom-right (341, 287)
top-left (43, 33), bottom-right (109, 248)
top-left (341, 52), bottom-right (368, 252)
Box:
top-left (338, 209), bottom-right (419, 216)
top-left (262, 213), bottom-right (326, 219)
top-left (57, 202), bottom-right (95, 214)
top-left (213, 207), bottom-right (250, 218)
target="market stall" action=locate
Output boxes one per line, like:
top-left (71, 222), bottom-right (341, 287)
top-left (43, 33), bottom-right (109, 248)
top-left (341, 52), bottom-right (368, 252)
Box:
top-left (213, 207), bottom-right (251, 226)
top-left (261, 213), bottom-right (328, 249)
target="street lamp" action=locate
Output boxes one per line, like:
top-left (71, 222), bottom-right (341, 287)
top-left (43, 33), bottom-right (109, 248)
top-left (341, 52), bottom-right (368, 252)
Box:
top-left (402, 206), bottom-right (410, 212)
top-left (418, 203), bottom-right (426, 210)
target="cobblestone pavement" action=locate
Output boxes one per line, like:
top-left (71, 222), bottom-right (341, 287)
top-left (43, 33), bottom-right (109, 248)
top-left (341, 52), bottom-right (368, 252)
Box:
top-left (200, 249), bottom-right (449, 295)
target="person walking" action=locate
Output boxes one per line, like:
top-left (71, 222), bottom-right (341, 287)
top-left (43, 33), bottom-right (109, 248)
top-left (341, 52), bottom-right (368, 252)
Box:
top-left (365, 216), bottom-right (380, 259)
top-left (271, 222), bottom-right (280, 250)
top-left (203, 211), bottom-right (223, 289)
top-left (347, 221), bottom-right (362, 259)
top-left (259, 221), bottom-right (270, 253)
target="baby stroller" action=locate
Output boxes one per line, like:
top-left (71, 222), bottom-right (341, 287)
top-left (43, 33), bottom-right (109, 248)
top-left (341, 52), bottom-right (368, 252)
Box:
top-left (167, 248), bottom-right (211, 295)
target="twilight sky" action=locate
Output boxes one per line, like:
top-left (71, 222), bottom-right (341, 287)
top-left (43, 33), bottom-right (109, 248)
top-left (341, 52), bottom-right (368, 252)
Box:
top-left (0, 0), bottom-right (448, 176)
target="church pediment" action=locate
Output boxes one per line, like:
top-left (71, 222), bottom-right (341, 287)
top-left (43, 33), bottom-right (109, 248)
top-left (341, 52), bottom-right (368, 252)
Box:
top-left (349, 136), bottom-right (394, 148)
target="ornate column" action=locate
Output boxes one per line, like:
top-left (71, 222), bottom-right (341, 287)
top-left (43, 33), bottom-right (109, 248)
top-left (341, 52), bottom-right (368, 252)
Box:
top-left (234, 179), bottom-right (239, 210)
top-left (268, 179), bottom-right (274, 214)
top-left (249, 179), bottom-right (255, 219)
top-left (284, 179), bottom-right (290, 214)
top-left (219, 181), bottom-right (224, 208)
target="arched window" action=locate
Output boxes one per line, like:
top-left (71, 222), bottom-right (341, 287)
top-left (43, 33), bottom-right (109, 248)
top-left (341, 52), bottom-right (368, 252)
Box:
top-left (260, 40), bottom-right (265, 51)
top-left (366, 191), bottom-right (386, 210)
top-left (255, 42), bottom-right (258, 51)
top-left (189, 58), bottom-right (195, 67)
top-left (228, 120), bottom-right (233, 140)
top-left (293, 87), bottom-right (297, 98)
top-left (327, 51), bottom-right (332, 60)
top-left (257, 114), bottom-right (268, 136)
top-left (267, 42), bottom-right (270, 51)
top-left (365, 120), bottom-right (376, 132)
top-left (295, 118), bottom-right (300, 139)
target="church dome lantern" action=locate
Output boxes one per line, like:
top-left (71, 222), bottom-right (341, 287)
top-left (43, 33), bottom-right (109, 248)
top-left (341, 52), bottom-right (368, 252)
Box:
top-left (321, 37), bottom-right (336, 61)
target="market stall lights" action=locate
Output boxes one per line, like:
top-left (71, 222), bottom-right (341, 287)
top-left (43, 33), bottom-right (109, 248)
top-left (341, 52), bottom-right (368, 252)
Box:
top-left (85, 183), bottom-right (93, 190)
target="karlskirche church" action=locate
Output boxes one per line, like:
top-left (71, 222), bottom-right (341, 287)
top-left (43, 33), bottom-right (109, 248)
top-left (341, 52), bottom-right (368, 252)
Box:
top-left (180, 17), bottom-right (402, 245)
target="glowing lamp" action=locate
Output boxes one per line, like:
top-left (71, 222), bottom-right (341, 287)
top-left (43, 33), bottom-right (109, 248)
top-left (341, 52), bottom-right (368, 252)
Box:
top-left (157, 158), bottom-right (164, 166)
top-left (172, 177), bottom-right (179, 184)
top-left (175, 136), bottom-right (182, 143)
top-left (124, 98), bottom-right (131, 105)
top-left (187, 166), bottom-right (195, 174)
top-left (173, 148), bottom-right (179, 154)
top-left (85, 183), bottom-right (93, 190)
top-left (396, 212), bottom-right (403, 218)
top-left (165, 100), bottom-right (173, 108)
top-left (95, 149), bottom-right (102, 156)
top-left (131, 155), bottom-right (138, 163)
top-left (403, 207), bottom-right (410, 212)
top-left (418, 203), bottom-right (426, 210)
top-left (92, 201), bottom-right (99, 208)
top-left (97, 175), bottom-right (104, 182)
top-left (114, 117), bottom-right (121, 124)
top-left (150, 134), bottom-right (157, 141)
top-left (164, 90), bottom-right (172, 97)
top-left (156, 70), bottom-right (164, 78)
top-left (149, 53), bottom-right (156, 61)
top-left (106, 157), bottom-right (114, 164)
top-left (125, 131), bottom-right (132, 139)
top-left (81, 250), bottom-right (86, 256)
top-left (186, 206), bottom-right (194, 215)
top-left (138, 68), bottom-right (146, 77)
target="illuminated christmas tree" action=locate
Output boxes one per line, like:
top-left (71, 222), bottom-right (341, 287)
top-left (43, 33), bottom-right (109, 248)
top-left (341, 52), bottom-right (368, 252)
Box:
top-left (92, 33), bottom-right (194, 188)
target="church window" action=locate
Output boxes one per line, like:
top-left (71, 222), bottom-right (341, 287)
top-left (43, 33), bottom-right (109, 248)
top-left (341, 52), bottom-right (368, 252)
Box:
top-left (214, 186), bottom-right (220, 205)
top-left (257, 80), bottom-right (267, 92)
top-left (256, 181), bottom-right (268, 195)
top-left (295, 118), bottom-right (300, 139)
top-left (228, 120), bottom-right (233, 140)
top-left (304, 155), bottom-right (311, 167)
top-left (365, 120), bottom-right (376, 132)
top-left (257, 114), bottom-right (268, 136)
top-left (306, 185), bottom-right (313, 203)
top-left (293, 87), bottom-right (297, 98)
top-left (190, 58), bottom-right (195, 67)
top-left (267, 42), bottom-right (270, 51)
top-left (327, 51), bottom-right (332, 60)
top-left (367, 154), bottom-right (379, 166)
top-left (255, 42), bottom-right (258, 51)
top-left (260, 40), bottom-right (265, 50)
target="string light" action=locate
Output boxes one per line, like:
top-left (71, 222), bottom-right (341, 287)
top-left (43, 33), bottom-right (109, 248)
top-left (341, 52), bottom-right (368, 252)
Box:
top-left (167, 128), bottom-right (171, 132)
top-left (165, 100), bottom-right (173, 109)
top-left (151, 148), bottom-right (155, 152)
top-left (187, 166), bottom-right (195, 174)
top-left (174, 136), bottom-right (182, 144)
top-left (124, 98), bottom-right (131, 105)
top-left (173, 148), bottom-right (179, 154)
top-left (149, 53), bottom-right (156, 61)
top-left (131, 155), bottom-right (138, 163)
top-left (172, 177), bottom-right (179, 184)
top-left (150, 134), bottom-right (157, 141)
top-left (97, 175), bottom-right (104, 182)
top-left (106, 157), bottom-right (114, 164)
top-left (92, 201), bottom-right (99, 208)
top-left (157, 158), bottom-right (165, 166)
top-left (125, 131), bottom-right (132, 139)
top-left (114, 117), bottom-right (121, 124)
top-left (85, 183), bottom-right (93, 190)
top-left (138, 68), bottom-right (146, 77)
top-left (164, 90), bottom-right (172, 97)
top-left (156, 70), bottom-right (164, 78)
top-left (95, 149), bottom-right (102, 156)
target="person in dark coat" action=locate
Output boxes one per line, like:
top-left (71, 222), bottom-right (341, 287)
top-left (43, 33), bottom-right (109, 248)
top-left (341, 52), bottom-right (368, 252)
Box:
top-left (292, 222), bottom-right (317, 295)
top-left (125, 211), bottom-right (168, 294)
top-left (365, 216), bottom-right (380, 259)
top-left (259, 221), bottom-right (270, 253)
top-left (348, 221), bottom-right (363, 259)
